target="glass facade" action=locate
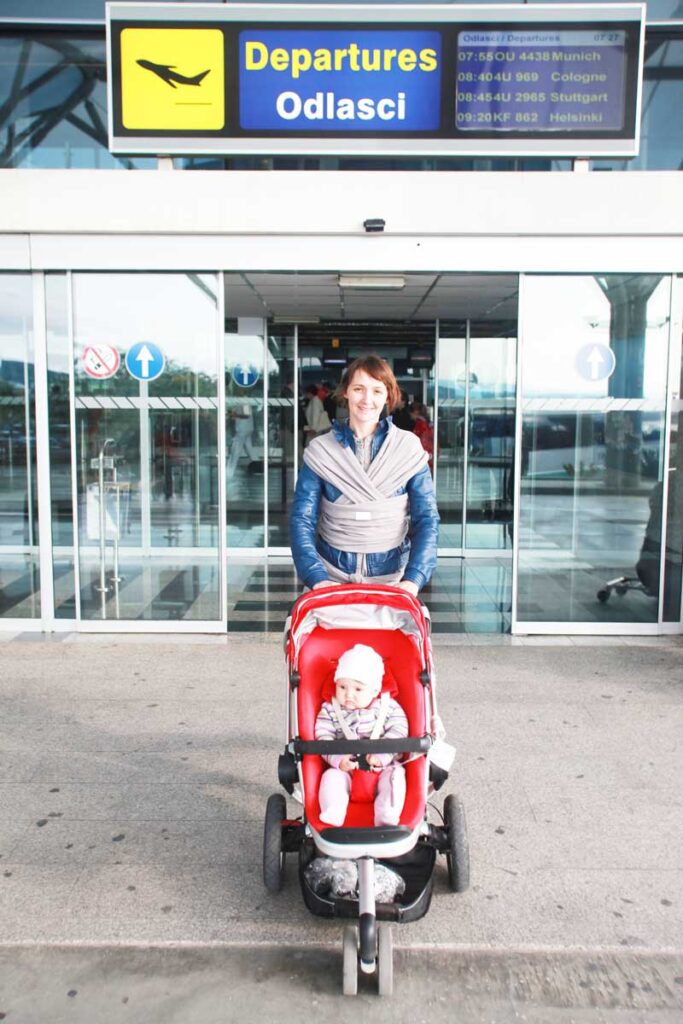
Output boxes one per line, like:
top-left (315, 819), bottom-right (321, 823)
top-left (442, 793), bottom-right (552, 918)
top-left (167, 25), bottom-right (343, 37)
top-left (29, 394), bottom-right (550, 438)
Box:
top-left (516, 274), bottom-right (672, 626)
top-left (0, 272), bottom-right (681, 631)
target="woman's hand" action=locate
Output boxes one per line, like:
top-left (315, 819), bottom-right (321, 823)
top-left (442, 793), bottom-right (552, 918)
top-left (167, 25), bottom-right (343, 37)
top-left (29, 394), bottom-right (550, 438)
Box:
top-left (339, 756), bottom-right (357, 773)
top-left (394, 579), bottom-right (419, 596)
top-left (311, 580), bottom-right (342, 590)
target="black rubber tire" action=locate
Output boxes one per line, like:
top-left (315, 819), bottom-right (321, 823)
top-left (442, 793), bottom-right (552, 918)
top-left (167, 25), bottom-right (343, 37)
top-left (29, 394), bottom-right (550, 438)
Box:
top-left (263, 793), bottom-right (286, 892)
top-left (377, 923), bottom-right (394, 996)
top-left (444, 793), bottom-right (470, 893)
top-left (359, 913), bottom-right (377, 971)
top-left (342, 925), bottom-right (358, 996)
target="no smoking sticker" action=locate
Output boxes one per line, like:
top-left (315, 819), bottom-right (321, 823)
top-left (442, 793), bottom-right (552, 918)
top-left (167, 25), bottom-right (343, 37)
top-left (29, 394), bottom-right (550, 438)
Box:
top-left (82, 344), bottom-right (120, 380)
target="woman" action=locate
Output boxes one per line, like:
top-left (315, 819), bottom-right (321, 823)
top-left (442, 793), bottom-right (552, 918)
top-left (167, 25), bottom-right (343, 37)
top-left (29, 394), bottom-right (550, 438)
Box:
top-left (290, 355), bottom-right (439, 595)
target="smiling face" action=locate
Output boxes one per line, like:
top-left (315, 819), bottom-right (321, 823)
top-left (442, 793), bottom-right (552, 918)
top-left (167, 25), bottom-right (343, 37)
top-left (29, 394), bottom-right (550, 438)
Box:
top-left (335, 676), bottom-right (378, 711)
top-left (344, 369), bottom-right (388, 435)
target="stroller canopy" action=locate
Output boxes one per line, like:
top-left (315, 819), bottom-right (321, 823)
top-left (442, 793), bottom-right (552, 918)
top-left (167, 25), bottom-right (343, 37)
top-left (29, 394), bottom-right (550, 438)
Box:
top-left (286, 584), bottom-right (431, 671)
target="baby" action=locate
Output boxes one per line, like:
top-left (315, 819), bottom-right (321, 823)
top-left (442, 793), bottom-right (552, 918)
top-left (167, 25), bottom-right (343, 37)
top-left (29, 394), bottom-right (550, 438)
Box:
top-left (314, 643), bottom-right (408, 828)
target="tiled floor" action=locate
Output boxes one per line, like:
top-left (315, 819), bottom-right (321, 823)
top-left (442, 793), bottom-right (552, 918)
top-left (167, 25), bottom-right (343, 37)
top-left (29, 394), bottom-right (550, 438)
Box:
top-left (226, 557), bottom-right (512, 634)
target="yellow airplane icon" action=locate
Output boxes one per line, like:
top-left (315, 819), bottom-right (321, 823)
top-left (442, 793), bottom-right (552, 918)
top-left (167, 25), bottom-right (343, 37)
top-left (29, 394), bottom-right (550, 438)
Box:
top-left (121, 28), bottom-right (224, 131)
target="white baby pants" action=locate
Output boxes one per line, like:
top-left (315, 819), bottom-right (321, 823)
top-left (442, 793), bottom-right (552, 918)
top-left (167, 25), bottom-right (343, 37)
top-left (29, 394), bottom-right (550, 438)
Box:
top-left (318, 763), bottom-right (406, 828)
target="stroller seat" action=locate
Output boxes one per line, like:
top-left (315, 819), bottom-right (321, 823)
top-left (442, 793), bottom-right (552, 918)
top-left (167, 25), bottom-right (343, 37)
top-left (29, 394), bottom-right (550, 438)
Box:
top-left (298, 626), bottom-right (427, 833)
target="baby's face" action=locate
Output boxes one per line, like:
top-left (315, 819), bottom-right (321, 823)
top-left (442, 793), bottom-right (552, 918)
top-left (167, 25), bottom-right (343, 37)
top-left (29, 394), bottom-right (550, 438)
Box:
top-left (335, 676), bottom-right (377, 711)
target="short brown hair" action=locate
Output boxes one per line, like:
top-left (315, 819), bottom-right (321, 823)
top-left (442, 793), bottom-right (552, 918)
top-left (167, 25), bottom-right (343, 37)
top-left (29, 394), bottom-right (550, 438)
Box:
top-left (335, 354), bottom-right (400, 412)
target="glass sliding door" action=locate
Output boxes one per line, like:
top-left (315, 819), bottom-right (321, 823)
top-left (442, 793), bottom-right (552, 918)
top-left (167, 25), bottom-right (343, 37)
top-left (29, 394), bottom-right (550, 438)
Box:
top-left (465, 329), bottom-right (517, 549)
top-left (266, 324), bottom-right (296, 549)
top-left (69, 273), bottom-right (222, 622)
top-left (435, 324), bottom-right (466, 549)
top-left (225, 318), bottom-right (265, 548)
top-left (662, 277), bottom-right (683, 623)
top-left (436, 314), bottom-right (517, 551)
top-left (515, 274), bottom-right (672, 630)
top-left (0, 273), bottom-right (39, 618)
top-left (45, 273), bottom-right (76, 617)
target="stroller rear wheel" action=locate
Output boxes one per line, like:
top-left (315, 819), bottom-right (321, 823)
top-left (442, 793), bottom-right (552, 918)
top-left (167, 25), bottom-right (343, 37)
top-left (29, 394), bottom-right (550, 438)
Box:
top-left (444, 794), bottom-right (470, 893)
top-left (342, 925), bottom-right (359, 996)
top-left (263, 793), bottom-right (286, 892)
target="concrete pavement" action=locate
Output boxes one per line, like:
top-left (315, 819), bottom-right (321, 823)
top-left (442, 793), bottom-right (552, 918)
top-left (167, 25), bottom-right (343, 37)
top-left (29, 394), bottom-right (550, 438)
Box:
top-left (0, 631), bottom-right (682, 1020)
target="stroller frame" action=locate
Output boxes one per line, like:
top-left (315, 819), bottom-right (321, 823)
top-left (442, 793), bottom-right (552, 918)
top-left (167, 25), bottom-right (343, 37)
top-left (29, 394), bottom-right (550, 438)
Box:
top-left (262, 584), bottom-right (470, 996)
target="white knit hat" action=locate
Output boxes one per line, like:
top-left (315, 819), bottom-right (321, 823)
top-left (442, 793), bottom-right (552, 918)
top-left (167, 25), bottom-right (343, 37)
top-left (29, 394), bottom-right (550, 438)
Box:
top-left (334, 643), bottom-right (384, 694)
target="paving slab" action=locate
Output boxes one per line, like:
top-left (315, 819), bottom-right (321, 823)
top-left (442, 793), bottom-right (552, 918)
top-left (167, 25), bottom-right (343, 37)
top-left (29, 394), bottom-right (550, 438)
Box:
top-left (0, 946), bottom-right (682, 1024)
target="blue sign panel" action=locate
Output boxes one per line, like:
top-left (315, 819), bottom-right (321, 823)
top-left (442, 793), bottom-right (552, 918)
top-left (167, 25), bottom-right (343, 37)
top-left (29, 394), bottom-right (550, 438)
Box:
top-left (231, 364), bottom-right (260, 388)
top-left (576, 343), bottom-right (616, 382)
top-left (239, 29), bottom-right (442, 132)
top-left (125, 341), bottom-right (165, 382)
top-left (456, 29), bottom-right (627, 133)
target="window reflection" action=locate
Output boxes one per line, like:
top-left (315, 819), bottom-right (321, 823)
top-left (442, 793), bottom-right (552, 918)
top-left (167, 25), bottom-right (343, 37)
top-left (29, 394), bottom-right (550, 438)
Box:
top-left (0, 273), bottom-right (39, 617)
top-left (518, 274), bottom-right (671, 625)
top-left (71, 273), bottom-right (221, 621)
top-left (45, 273), bottom-right (76, 617)
top-left (437, 312), bottom-right (517, 551)
top-left (593, 31), bottom-right (683, 171)
top-left (267, 326), bottom-right (296, 547)
top-left (0, 33), bottom-right (155, 169)
top-left (225, 322), bottom-right (265, 549)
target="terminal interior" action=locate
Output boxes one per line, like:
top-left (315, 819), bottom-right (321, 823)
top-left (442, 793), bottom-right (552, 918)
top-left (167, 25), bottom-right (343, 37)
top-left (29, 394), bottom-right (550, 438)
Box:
top-left (0, 270), bottom-right (681, 633)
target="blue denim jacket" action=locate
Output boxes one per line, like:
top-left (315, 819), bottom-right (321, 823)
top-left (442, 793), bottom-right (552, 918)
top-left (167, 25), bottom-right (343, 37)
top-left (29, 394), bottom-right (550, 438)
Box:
top-left (290, 417), bottom-right (439, 590)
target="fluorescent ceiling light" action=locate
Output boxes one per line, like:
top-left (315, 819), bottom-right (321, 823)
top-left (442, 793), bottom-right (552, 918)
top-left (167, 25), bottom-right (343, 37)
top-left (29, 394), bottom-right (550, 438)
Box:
top-left (338, 275), bottom-right (405, 290)
top-left (272, 315), bottom-right (320, 324)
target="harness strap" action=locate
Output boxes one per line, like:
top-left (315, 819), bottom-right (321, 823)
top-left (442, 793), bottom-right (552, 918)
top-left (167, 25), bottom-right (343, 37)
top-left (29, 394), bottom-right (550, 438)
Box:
top-left (330, 693), bottom-right (389, 742)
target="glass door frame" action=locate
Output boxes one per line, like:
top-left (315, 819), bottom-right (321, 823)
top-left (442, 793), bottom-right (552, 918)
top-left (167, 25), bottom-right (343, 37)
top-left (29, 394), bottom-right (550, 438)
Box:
top-left (511, 272), bottom-right (683, 637)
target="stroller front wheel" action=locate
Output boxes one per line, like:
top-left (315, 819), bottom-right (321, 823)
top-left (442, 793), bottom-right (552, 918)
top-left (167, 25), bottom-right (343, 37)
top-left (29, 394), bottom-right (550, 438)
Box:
top-left (263, 793), bottom-right (286, 892)
top-left (342, 925), bottom-right (359, 996)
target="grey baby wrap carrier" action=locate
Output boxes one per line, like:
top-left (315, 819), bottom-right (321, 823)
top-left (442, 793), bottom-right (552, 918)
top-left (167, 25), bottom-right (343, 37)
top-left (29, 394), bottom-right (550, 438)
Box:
top-left (303, 423), bottom-right (428, 583)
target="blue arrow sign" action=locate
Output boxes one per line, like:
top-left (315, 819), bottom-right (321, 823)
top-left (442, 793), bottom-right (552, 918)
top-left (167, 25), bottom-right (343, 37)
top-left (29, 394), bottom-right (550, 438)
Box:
top-left (231, 364), bottom-right (260, 388)
top-left (125, 342), bottom-right (165, 382)
top-left (576, 343), bottom-right (616, 383)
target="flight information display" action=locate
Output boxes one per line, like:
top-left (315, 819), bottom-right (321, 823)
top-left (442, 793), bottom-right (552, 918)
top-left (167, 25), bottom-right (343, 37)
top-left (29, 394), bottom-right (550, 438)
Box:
top-left (107, 4), bottom-right (645, 157)
top-left (455, 29), bottom-right (628, 133)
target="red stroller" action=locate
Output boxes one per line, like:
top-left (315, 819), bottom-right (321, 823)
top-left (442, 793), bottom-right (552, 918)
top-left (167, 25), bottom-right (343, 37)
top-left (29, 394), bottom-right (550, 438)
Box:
top-left (262, 584), bottom-right (470, 995)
